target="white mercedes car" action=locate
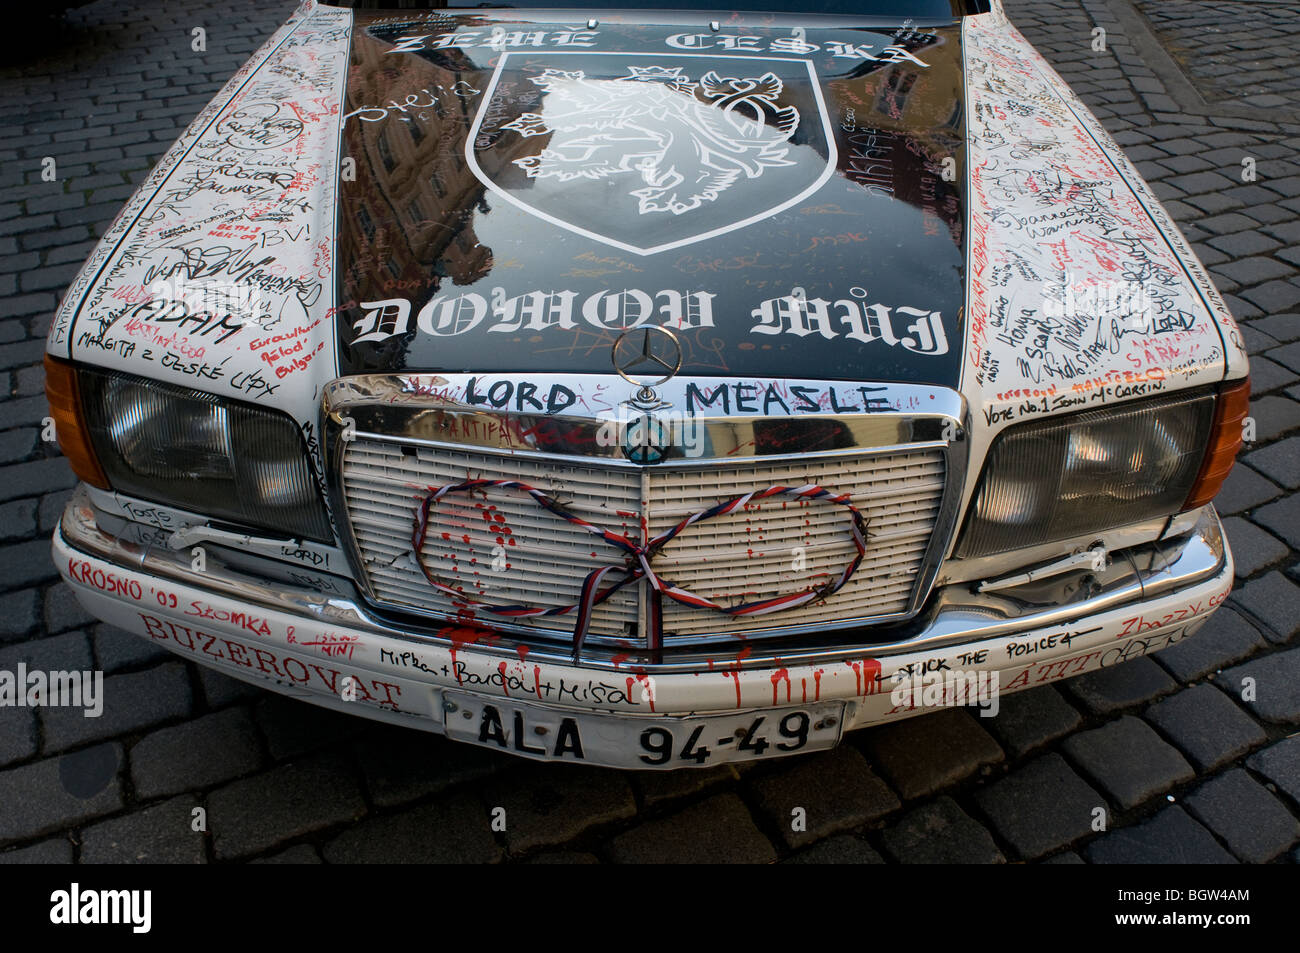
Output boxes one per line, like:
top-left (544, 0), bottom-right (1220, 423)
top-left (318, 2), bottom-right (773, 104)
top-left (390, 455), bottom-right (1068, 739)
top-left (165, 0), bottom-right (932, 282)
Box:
top-left (46, 0), bottom-right (1248, 768)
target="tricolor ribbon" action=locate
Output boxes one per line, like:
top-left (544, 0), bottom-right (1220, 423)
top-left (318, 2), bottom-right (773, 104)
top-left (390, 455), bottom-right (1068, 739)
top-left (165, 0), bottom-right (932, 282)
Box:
top-left (410, 479), bottom-right (869, 661)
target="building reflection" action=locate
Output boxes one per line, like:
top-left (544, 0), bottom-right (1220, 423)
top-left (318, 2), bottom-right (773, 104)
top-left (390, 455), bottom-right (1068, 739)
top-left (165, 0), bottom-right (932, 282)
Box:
top-left (338, 28), bottom-right (501, 368)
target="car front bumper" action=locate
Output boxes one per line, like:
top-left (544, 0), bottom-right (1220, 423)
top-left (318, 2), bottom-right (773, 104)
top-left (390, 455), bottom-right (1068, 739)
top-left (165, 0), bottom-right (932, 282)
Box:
top-left (53, 488), bottom-right (1233, 767)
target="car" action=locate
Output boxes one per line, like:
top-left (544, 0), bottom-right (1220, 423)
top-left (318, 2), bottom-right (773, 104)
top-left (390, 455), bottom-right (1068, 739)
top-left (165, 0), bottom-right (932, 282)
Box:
top-left (46, 0), bottom-right (1249, 769)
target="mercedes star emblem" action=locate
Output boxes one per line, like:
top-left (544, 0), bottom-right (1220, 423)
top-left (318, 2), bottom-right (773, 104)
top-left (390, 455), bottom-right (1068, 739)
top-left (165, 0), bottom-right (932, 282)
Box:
top-left (612, 326), bottom-right (683, 407)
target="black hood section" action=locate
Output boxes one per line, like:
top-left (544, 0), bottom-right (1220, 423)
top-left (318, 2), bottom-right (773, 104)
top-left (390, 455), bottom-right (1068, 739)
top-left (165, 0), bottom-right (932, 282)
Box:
top-left (336, 11), bottom-right (966, 385)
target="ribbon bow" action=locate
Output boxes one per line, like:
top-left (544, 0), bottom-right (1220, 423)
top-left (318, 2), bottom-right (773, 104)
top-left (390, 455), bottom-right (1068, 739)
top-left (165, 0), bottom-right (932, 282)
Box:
top-left (410, 478), bottom-right (869, 661)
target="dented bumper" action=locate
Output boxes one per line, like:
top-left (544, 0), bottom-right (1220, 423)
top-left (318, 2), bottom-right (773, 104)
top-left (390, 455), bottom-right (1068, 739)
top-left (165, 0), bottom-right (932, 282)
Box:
top-left (53, 488), bottom-right (1233, 766)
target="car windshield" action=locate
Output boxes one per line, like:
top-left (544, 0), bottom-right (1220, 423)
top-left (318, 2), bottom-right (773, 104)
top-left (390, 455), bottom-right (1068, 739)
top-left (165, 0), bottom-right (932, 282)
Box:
top-left (334, 1), bottom-right (968, 16)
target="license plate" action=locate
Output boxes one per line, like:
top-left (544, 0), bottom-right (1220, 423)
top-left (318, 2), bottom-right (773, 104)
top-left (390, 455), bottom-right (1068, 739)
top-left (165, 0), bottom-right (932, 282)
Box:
top-left (441, 691), bottom-right (845, 769)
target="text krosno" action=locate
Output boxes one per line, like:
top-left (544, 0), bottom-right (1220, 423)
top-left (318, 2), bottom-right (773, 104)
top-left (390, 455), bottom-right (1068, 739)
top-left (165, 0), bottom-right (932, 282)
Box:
top-left (890, 668), bottom-right (1000, 716)
top-left (0, 665), bottom-right (103, 718)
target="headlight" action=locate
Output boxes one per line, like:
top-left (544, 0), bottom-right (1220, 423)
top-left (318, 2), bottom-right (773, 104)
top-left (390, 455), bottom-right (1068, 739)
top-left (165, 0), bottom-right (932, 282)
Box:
top-left (957, 389), bottom-right (1217, 559)
top-left (79, 368), bottom-right (332, 542)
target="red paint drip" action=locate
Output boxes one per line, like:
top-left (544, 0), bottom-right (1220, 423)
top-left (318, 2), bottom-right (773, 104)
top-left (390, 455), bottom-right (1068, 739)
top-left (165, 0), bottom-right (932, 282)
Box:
top-left (863, 658), bottom-right (882, 696)
top-left (726, 671), bottom-right (741, 707)
top-left (442, 625), bottom-right (484, 686)
top-left (633, 672), bottom-right (656, 713)
top-left (497, 660), bottom-right (510, 696)
top-left (770, 668), bottom-right (790, 706)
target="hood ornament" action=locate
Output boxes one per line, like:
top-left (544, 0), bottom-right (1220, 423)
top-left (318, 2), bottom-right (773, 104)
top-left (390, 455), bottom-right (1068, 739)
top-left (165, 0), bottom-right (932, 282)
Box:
top-left (612, 326), bottom-right (681, 411)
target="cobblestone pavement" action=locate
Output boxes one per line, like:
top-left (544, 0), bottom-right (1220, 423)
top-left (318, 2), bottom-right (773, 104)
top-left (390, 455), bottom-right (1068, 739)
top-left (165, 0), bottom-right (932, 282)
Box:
top-left (0, 0), bottom-right (1298, 864)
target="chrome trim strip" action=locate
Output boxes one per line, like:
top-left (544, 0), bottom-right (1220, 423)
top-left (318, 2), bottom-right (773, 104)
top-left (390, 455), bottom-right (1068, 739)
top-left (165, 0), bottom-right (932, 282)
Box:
top-left (84, 485), bottom-right (349, 576)
top-left (940, 514), bottom-right (1177, 586)
top-left (321, 373), bottom-right (965, 462)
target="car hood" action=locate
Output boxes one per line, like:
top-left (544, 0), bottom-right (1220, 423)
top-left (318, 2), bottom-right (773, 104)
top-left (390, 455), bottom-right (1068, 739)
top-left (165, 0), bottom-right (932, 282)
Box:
top-left (335, 8), bottom-right (968, 385)
top-left (50, 0), bottom-right (1243, 450)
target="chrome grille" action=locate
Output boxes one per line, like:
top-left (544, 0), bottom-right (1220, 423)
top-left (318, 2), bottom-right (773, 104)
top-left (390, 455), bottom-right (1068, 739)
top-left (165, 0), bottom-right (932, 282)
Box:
top-left (341, 440), bottom-right (946, 650)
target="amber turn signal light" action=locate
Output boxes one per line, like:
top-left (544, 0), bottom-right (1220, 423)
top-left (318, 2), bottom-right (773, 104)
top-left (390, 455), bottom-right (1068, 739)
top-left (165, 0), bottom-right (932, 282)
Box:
top-left (1183, 376), bottom-right (1250, 511)
top-left (43, 354), bottom-right (110, 490)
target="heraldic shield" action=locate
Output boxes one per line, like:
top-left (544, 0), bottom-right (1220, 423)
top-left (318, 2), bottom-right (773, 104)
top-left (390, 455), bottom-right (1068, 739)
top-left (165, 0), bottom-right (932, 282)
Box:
top-left (467, 52), bottom-right (837, 256)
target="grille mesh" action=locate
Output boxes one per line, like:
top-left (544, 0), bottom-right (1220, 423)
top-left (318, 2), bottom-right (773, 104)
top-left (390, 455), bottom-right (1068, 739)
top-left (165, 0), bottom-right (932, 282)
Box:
top-left (341, 440), bottom-right (945, 650)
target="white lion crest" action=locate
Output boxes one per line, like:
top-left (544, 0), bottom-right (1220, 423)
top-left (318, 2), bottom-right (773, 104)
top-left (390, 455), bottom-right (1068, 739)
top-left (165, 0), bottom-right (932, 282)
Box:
top-left (500, 65), bottom-right (801, 215)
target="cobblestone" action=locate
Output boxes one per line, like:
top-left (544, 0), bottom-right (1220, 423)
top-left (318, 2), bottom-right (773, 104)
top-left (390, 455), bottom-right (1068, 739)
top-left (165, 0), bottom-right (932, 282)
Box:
top-left (605, 794), bottom-right (777, 864)
top-left (633, 764), bottom-right (739, 809)
top-left (1230, 571), bottom-right (1300, 643)
top-left (879, 797), bottom-right (1004, 864)
top-left (1246, 736), bottom-right (1300, 809)
top-left (0, 589), bottom-right (40, 642)
top-left (92, 622), bottom-right (172, 674)
top-left (984, 686), bottom-right (1083, 759)
top-left (784, 834), bottom-right (885, 864)
top-left (253, 695), bottom-right (365, 762)
top-left (1247, 396), bottom-right (1300, 444)
top-left (1221, 517), bottom-right (1290, 578)
top-left (1244, 438), bottom-right (1300, 490)
top-left (43, 584), bottom-right (94, 633)
top-left (0, 706), bottom-right (37, 768)
top-left (40, 661), bottom-right (192, 753)
top-left (1062, 716), bottom-right (1195, 810)
top-left (483, 764), bottom-right (636, 855)
top-left (129, 707), bottom-right (264, 800)
top-left (322, 795), bottom-right (502, 865)
top-left (973, 753), bottom-right (1106, 860)
top-left (0, 629), bottom-right (92, 673)
top-left (78, 795), bottom-right (205, 864)
top-left (1184, 769), bottom-right (1300, 863)
top-left (747, 746), bottom-right (900, 849)
top-left (1063, 657), bottom-right (1178, 715)
top-left (0, 743), bottom-right (123, 846)
top-left (1216, 648), bottom-right (1300, 724)
top-left (1143, 683), bottom-right (1267, 772)
top-left (354, 727), bottom-right (511, 809)
top-left (0, 838), bottom-right (74, 864)
top-left (856, 710), bottom-right (1004, 800)
top-left (197, 667), bottom-right (264, 709)
top-left (207, 753), bottom-right (367, 860)
top-left (1084, 806), bottom-right (1237, 864)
